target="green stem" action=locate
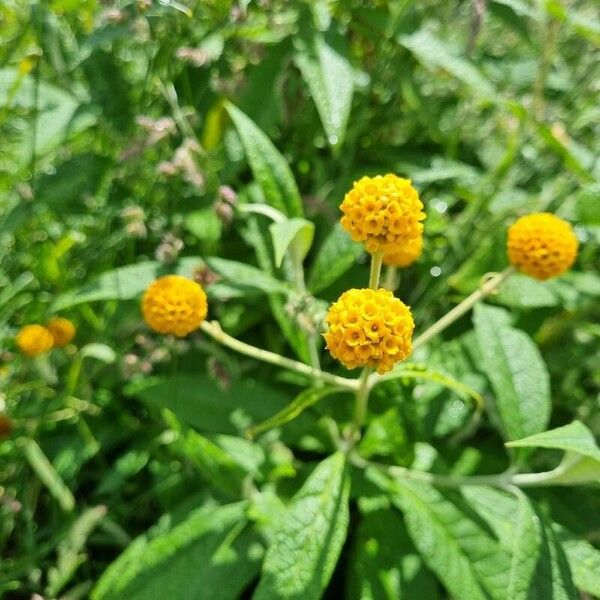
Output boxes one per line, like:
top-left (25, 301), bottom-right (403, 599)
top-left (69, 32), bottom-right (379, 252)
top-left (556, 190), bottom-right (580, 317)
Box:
top-left (412, 267), bottom-right (515, 350)
top-left (383, 265), bottom-right (398, 291)
top-left (369, 250), bottom-right (384, 289)
top-left (347, 367), bottom-right (372, 446)
top-left (200, 321), bottom-right (358, 390)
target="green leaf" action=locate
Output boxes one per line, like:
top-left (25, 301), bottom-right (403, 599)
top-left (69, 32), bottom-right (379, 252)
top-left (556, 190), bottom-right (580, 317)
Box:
top-left (308, 223), bottom-right (363, 293)
top-left (371, 472), bottom-right (510, 600)
top-left (294, 25), bottom-right (354, 147)
top-left (554, 524), bottom-right (600, 597)
top-left (253, 452), bottom-right (350, 599)
top-left (473, 304), bottom-right (551, 440)
top-left (205, 256), bottom-right (289, 295)
top-left (347, 508), bottom-right (441, 600)
top-left (576, 183), bottom-right (600, 225)
top-left (528, 514), bottom-right (579, 600)
top-left (269, 217), bottom-right (315, 268)
top-left (506, 421), bottom-right (600, 484)
top-left (507, 493), bottom-right (541, 600)
top-left (174, 428), bottom-right (249, 497)
top-left (79, 343), bottom-right (116, 364)
top-left (22, 439), bottom-right (76, 512)
top-left (494, 275), bottom-right (560, 308)
top-left (358, 406), bottom-right (414, 467)
top-left (247, 385), bottom-right (343, 438)
top-left (464, 487), bottom-right (600, 598)
top-left (398, 30), bottom-right (496, 100)
top-left (125, 375), bottom-right (290, 435)
top-left (52, 258), bottom-right (206, 310)
top-left (225, 102), bottom-right (304, 217)
top-left (47, 505), bottom-right (107, 597)
top-left (91, 503), bottom-right (261, 600)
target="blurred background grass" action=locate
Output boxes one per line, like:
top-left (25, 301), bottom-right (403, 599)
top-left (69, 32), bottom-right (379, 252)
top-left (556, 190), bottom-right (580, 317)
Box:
top-left (0, 0), bottom-right (599, 597)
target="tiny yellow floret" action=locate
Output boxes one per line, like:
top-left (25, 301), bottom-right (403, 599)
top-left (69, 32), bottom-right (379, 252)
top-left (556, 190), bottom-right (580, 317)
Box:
top-left (47, 317), bottom-right (76, 347)
top-left (507, 213), bottom-right (578, 280)
top-left (340, 174), bottom-right (425, 254)
top-left (16, 324), bottom-right (54, 357)
top-left (382, 236), bottom-right (423, 268)
top-left (324, 288), bottom-right (414, 374)
top-left (142, 275), bottom-right (208, 337)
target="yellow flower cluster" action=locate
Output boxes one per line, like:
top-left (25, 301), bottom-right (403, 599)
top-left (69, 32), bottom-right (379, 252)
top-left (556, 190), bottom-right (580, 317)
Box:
top-left (142, 275), bottom-right (208, 337)
top-left (340, 174), bottom-right (425, 254)
top-left (15, 317), bottom-right (76, 357)
top-left (47, 317), bottom-right (76, 347)
top-left (382, 236), bottom-right (423, 268)
top-left (16, 325), bottom-right (54, 357)
top-left (507, 213), bottom-right (578, 280)
top-left (324, 288), bottom-right (414, 374)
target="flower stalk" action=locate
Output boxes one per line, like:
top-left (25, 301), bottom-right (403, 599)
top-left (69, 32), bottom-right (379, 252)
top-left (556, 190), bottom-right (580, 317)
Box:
top-left (200, 320), bottom-right (358, 390)
top-left (412, 266), bottom-right (515, 350)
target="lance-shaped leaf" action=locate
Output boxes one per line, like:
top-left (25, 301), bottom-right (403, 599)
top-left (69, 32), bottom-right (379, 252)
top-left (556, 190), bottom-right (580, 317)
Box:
top-left (91, 503), bottom-right (260, 600)
top-left (294, 25), bottom-right (354, 148)
top-left (507, 492), bottom-right (541, 600)
top-left (473, 304), bottom-right (551, 440)
top-left (370, 471), bottom-right (510, 600)
top-left (506, 420), bottom-right (600, 485)
top-left (253, 452), bottom-right (350, 599)
top-left (247, 386), bottom-right (344, 439)
top-left (226, 102), bottom-right (304, 217)
top-left (464, 486), bottom-right (600, 598)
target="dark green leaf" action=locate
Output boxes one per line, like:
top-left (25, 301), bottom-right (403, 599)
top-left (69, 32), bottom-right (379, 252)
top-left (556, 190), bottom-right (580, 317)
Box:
top-left (225, 102), bottom-right (304, 217)
top-left (473, 304), bottom-right (551, 440)
top-left (308, 223), bottom-right (363, 293)
top-left (253, 453), bottom-right (350, 599)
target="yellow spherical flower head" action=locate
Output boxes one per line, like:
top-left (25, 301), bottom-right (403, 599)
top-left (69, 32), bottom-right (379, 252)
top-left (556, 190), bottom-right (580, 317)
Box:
top-left (16, 324), bottom-right (54, 357)
top-left (142, 275), bottom-right (207, 337)
top-left (47, 317), bottom-right (76, 347)
top-left (340, 174), bottom-right (425, 254)
top-left (324, 288), bottom-right (414, 374)
top-left (507, 213), bottom-right (578, 280)
top-left (382, 235), bottom-right (423, 268)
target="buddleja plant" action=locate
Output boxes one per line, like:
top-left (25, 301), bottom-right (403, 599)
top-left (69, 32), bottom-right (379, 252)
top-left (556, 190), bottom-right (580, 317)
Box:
top-left (85, 127), bottom-right (600, 599)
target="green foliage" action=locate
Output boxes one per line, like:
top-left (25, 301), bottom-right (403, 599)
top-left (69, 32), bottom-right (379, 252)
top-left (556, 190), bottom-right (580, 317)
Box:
top-left (1, 0), bottom-right (598, 598)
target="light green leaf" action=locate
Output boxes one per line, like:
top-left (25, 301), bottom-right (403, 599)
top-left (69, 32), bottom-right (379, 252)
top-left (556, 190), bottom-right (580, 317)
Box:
top-left (495, 275), bottom-right (560, 308)
top-left (47, 506), bottom-right (107, 597)
top-left (398, 30), bottom-right (496, 100)
top-left (205, 256), bottom-right (289, 295)
top-left (506, 421), bottom-right (600, 485)
top-left (576, 183), bottom-right (600, 225)
top-left (125, 375), bottom-right (291, 435)
top-left (91, 503), bottom-right (261, 600)
top-left (294, 26), bottom-right (354, 147)
top-left (22, 439), bottom-right (75, 512)
top-left (269, 217), bottom-right (315, 268)
top-left (247, 386), bottom-right (344, 438)
top-left (372, 472), bottom-right (510, 600)
top-left (79, 343), bottom-right (116, 364)
top-left (308, 223), bottom-right (363, 293)
top-left (507, 493), bottom-right (541, 600)
top-left (554, 524), bottom-right (600, 597)
top-left (253, 452), bottom-right (350, 599)
top-left (225, 102), bottom-right (304, 217)
top-left (347, 508), bottom-right (441, 600)
top-left (473, 304), bottom-right (551, 440)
